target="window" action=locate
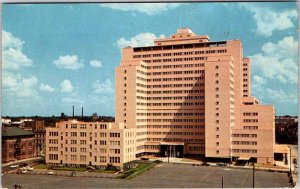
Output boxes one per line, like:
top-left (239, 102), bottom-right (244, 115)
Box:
top-left (124, 77), bottom-right (127, 80)
top-left (216, 142), bottom-right (219, 146)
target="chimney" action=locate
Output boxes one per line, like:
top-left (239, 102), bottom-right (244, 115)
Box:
top-left (72, 105), bottom-right (74, 117)
top-left (81, 107), bottom-right (83, 117)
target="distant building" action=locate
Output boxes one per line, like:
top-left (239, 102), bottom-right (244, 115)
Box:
top-left (1, 118), bottom-right (11, 125)
top-left (275, 116), bottom-right (298, 125)
top-left (2, 126), bottom-right (35, 163)
top-left (24, 120), bottom-right (46, 156)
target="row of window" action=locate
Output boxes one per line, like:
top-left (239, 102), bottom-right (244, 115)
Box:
top-left (65, 124), bottom-right (107, 129)
top-left (49, 132), bottom-right (58, 136)
top-left (232, 134), bottom-right (257, 138)
top-left (243, 119), bottom-right (258, 123)
top-left (144, 63), bottom-right (205, 70)
top-left (243, 126), bottom-right (258, 130)
top-left (141, 138), bottom-right (205, 143)
top-left (189, 146), bottom-right (205, 151)
top-left (136, 89), bottom-right (205, 95)
top-left (137, 76), bottom-right (205, 82)
top-left (136, 112), bottom-right (204, 116)
top-left (133, 42), bottom-right (226, 52)
top-left (49, 154), bottom-right (58, 160)
top-left (141, 56), bottom-right (208, 63)
top-left (150, 70), bottom-right (204, 76)
top-left (133, 49), bottom-right (227, 58)
top-left (232, 141), bottom-right (257, 145)
top-left (136, 102), bottom-right (205, 106)
top-left (137, 83), bottom-right (205, 89)
top-left (136, 119), bottom-right (205, 123)
top-left (232, 149), bottom-right (257, 153)
top-left (243, 112), bottom-right (259, 116)
top-left (147, 132), bottom-right (205, 136)
top-left (137, 125), bottom-right (204, 129)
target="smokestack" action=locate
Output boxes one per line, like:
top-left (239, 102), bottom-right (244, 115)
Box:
top-left (81, 107), bottom-right (83, 117)
top-left (72, 105), bottom-right (74, 117)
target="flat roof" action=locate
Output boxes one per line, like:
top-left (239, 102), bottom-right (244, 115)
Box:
top-left (274, 144), bottom-right (289, 154)
top-left (2, 126), bottom-right (34, 137)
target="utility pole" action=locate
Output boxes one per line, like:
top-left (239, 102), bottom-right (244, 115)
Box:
top-left (221, 177), bottom-right (224, 188)
top-left (252, 163), bottom-right (255, 188)
top-left (289, 147), bottom-right (292, 174)
top-left (167, 145), bottom-right (170, 163)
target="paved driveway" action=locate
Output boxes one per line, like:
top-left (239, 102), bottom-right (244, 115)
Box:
top-left (2, 163), bottom-right (291, 188)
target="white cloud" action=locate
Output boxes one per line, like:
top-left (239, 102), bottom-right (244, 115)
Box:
top-left (2, 30), bottom-right (33, 70)
top-left (251, 36), bottom-right (298, 84)
top-left (238, 4), bottom-right (297, 37)
top-left (100, 3), bottom-right (182, 15)
top-left (53, 55), bottom-right (84, 70)
top-left (117, 33), bottom-right (165, 49)
top-left (39, 83), bottom-right (55, 92)
top-left (90, 60), bottom-right (102, 68)
top-left (3, 71), bottom-right (39, 98)
top-left (60, 79), bottom-right (73, 93)
top-left (61, 97), bottom-right (83, 104)
top-left (92, 79), bottom-right (114, 94)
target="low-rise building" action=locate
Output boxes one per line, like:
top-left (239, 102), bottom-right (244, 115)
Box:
top-left (46, 120), bottom-right (136, 170)
top-left (2, 126), bottom-right (35, 163)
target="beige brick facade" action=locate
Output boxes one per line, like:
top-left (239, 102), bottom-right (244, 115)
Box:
top-left (46, 28), bottom-right (275, 167)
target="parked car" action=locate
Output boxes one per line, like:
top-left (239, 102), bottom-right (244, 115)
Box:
top-left (21, 170), bottom-right (27, 174)
top-left (87, 166), bottom-right (95, 170)
top-left (201, 162), bottom-right (209, 166)
top-left (48, 171), bottom-right (54, 175)
top-left (20, 167), bottom-right (27, 171)
top-left (9, 164), bottom-right (19, 169)
top-left (217, 163), bottom-right (226, 167)
top-left (27, 167), bottom-right (33, 171)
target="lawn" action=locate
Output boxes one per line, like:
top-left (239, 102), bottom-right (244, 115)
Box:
top-left (117, 163), bottom-right (157, 179)
top-left (33, 164), bottom-right (49, 169)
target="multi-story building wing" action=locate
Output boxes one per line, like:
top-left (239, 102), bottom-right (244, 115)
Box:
top-left (46, 120), bottom-right (136, 169)
top-left (116, 28), bottom-right (274, 163)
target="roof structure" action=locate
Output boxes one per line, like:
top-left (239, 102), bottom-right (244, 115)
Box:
top-left (2, 126), bottom-right (34, 138)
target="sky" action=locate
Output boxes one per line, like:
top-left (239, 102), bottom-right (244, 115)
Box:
top-left (2, 2), bottom-right (299, 117)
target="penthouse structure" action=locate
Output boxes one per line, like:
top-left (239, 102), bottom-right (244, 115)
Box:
top-left (46, 28), bottom-right (275, 169)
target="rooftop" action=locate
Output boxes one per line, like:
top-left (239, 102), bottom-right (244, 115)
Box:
top-left (2, 126), bottom-right (34, 137)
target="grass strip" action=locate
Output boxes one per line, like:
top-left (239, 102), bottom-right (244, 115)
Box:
top-left (117, 163), bottom-right (157, 179)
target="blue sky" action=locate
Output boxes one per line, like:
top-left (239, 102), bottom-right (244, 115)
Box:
top-left (2, 2), bottom-right (298, 116)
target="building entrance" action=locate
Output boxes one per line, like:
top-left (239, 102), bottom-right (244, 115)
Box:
top-left (160, 143), bottom-right (184, 158)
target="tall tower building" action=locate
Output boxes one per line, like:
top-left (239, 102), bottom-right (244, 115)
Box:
top-left (116, 28), bottom-right (275, 163)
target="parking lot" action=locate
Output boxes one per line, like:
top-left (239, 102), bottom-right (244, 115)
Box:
top-left (2, 163), bottom-right (291, 188)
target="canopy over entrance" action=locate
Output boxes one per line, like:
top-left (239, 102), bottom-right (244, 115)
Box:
top-left (238, 156), bottom-right (251, 161)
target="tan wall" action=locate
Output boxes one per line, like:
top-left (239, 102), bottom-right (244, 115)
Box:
top-left (233, 104), bottom-right (275, 163)
top-left (46, 120), bottom-right (136, 169)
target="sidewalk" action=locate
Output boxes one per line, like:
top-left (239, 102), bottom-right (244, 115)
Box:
top-left (148, 157), bottom-right (291, 173)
